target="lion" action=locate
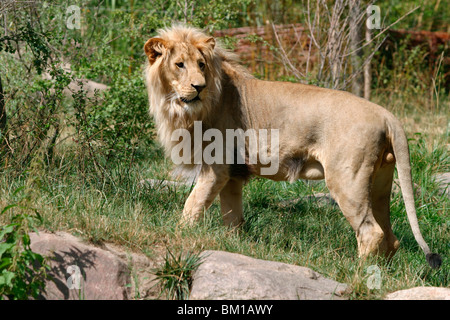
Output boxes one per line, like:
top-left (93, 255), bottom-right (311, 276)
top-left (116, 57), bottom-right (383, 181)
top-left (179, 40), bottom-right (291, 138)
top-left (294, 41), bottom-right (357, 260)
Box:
top-left (143, 25), bottom-right (441, 268)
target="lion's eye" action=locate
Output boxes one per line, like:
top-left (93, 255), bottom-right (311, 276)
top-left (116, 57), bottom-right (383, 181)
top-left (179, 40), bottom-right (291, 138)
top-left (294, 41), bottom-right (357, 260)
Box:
top-left (175, 62), bottom-right (184, 68)
top-left (198, 62), bottom-right (205, 70)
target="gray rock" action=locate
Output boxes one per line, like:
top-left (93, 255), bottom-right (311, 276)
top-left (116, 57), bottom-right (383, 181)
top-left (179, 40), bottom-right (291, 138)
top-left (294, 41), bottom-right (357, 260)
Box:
top-left (42, 63), bottom-right (108, 98)
top-left (435, 173), bottom-right (450, 197)
top-left (102, 242), bottom-right (163, 300)
top-left (190, 250), bottom-right (348, 300)
top-left (30, 232), bottom-right (131, 300)
top-left (385, 287), bottom-right (450, 300)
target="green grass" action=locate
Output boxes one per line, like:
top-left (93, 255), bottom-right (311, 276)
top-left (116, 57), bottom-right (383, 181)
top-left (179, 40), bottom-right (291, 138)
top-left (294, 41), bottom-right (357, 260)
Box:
top-left (0, 127), bottom-right (448, 300)
top-left (153, 249), bottom-right (204, 300)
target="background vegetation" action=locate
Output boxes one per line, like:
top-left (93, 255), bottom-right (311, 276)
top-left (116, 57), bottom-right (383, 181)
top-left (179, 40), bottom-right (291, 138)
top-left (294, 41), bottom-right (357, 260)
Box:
top-left (0, 0), bottom-right (448, 299)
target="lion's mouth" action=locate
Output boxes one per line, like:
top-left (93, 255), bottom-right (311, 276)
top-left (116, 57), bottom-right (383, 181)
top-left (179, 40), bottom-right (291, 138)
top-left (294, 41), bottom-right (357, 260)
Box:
top-left (180, 95), bottom-right (201, 104)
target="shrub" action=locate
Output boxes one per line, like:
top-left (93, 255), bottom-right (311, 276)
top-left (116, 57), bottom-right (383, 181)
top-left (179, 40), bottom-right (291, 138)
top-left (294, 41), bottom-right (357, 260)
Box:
top-left (0, 198), bottom-right (49, 300)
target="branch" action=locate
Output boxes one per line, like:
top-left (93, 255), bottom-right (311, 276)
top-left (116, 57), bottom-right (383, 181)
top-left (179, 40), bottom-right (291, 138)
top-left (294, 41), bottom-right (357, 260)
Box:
top-left (271, 23), bottom-right (305, 79)
top-left (338, 34), bottom-right (387, 90)
top-left (341, 5), bottom-right (420, 58)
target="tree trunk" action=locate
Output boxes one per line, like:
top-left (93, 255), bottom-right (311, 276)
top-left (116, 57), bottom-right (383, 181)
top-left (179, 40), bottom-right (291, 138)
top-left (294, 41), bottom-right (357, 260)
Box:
top-left (349, 0), bottom-right (364, 97)
top-left (0, 74), bottom-right (6, 155)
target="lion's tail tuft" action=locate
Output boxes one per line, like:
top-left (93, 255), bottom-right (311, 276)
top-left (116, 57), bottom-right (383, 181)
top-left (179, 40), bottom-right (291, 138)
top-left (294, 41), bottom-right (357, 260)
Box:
top-left (426, 253), bottom-right (443, 269)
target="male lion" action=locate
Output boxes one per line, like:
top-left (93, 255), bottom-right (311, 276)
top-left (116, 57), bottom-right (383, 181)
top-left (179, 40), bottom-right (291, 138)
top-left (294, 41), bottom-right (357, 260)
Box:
top-left (143, 25), bottom-right (441, 268)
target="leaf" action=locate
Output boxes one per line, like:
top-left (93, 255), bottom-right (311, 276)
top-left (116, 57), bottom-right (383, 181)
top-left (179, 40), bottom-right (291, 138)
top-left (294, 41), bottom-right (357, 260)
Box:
top-left (0, 224), bottom-right (15, 239)
top-left (12, 186), bottom-right (26, 197)
top-left (0, 243), bottom-right (15, 258)
top-left (0, 270), bottom-right (15, 287)
top-left (21, 233), bottom-right (30, 247)
top-left (0, 258), bottom-right (12, 270)
top-left (1, 224), bottom-right (15, 233)
top-left (1, 204), bottom-right (18, 215)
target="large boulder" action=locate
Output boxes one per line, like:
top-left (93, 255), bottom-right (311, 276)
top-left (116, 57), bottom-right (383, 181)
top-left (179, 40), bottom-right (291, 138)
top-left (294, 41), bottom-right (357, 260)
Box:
top-left (190, 250), bottom-right (348, 300)
top-left (30, 231), bottom-right (131, 300)
top-left (385, 287), bottom-right (450, 300)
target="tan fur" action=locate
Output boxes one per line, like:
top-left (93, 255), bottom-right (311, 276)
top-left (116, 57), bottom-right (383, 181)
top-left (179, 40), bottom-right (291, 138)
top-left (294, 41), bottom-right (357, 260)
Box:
top-left (144, 25), bottom-right (439, 263)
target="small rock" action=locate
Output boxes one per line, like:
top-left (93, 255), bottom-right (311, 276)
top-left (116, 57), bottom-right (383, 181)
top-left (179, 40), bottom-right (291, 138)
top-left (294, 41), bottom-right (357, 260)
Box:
top-left (190, 250), bottom-right (347, 300)
top-left (434, 173), bottom-right (450, 197)
top-left (385, 287), bottom-right (450, 300)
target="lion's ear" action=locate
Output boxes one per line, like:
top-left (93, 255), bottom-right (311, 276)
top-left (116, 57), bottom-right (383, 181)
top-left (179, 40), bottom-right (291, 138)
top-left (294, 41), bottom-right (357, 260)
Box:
top-left (204, 37), bottom-right (215, 50)
top-left (196, 37), bottom-right (216, 55)
top-left (144, 38), bottom-right (168, 65)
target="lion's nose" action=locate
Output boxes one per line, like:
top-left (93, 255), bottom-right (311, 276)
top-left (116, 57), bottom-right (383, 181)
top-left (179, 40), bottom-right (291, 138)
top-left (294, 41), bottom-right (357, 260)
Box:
top-left (191, 84), bottom-right (206, 93)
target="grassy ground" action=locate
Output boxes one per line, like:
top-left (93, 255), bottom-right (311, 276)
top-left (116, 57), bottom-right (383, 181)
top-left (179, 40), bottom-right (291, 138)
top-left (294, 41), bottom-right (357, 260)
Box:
top-left (0, 106), bottom-right (448, 300)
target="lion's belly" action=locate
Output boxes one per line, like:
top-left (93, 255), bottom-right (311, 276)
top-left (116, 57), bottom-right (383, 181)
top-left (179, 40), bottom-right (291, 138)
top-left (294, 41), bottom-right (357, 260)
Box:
top-left (253, 156), bottom-right (325, 182)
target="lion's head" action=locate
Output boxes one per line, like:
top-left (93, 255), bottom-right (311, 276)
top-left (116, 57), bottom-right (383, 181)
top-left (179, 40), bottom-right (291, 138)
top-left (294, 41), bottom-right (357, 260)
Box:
top-left (144, 25), bottom-right (222, 123)
top-left (143, 25), bottom-right (246, 179)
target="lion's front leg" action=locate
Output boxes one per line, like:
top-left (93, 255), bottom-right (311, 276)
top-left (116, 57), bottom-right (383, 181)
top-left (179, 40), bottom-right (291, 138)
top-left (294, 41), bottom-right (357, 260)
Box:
top-left (220, 178), bottom-right (244, 227)
top-left (180, 166), bottom-right (229, 227)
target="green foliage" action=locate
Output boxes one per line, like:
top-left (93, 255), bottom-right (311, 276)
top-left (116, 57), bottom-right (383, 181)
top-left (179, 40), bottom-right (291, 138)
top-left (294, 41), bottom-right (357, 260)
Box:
top-left (377, 0), bottom-right (450, 32)
top-left (76, 0), bottom-right (251, 65)
top-left (409, 133), bottom-right (449, 174)
top-left (75, 50), bottom-right (154, 163)
top-left (153, 249), bottom-right (203, 300)
top-left (373, 36), bottom-right (448, 112)
top-left (0, 195), bottom-right (49, 300)
top-left (0, 21), bottom-right (51, 75)
top-left (378, 41), bottom-right (425, 89)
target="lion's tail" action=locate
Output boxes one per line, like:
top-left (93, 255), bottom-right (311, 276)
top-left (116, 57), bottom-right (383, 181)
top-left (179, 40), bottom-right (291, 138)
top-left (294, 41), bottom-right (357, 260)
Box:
top-left (387, 116), bottom-right (442, 269)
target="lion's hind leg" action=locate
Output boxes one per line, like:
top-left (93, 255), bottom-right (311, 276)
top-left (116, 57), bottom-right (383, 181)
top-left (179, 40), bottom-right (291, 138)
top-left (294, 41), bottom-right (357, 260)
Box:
top-left (371, 161), bottom-right (400, 258)
top-left (325, 164), bottom-right (385, 258)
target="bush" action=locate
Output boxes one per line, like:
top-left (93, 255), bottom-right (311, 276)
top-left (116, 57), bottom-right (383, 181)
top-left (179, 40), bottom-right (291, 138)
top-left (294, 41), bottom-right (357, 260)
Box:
top-left (0, 198), bottom-right (49, 300)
